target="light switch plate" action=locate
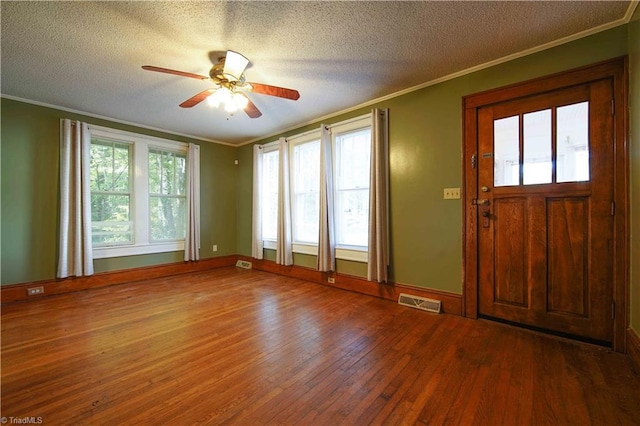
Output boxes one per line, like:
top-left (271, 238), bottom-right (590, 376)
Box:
top-left (444, 188), bottom-right (461, 199)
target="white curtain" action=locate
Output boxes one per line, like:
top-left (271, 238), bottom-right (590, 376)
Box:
top-left (317, 125), bottom-right (336, 272)
top-left (368, 108), bottom-right (390, 282)
top-left (252, 144), bottom-right (264, 259)
top-left (57, 119), bottom-right (94, 278)
top-left (276, 137), bottom-right (293, 265)
top-left (184, 143), bottom-right (201, 261)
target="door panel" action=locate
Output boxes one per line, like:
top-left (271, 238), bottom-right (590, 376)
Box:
top-left (547, 197), bottom-right (588, 317)
top-left (477, 79), bottom-right (614, 343)
top-left (493, 198), bottom-right (527, 307)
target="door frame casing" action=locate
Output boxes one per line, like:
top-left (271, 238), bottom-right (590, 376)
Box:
top-left (461, 57), bottom-right (629, 352)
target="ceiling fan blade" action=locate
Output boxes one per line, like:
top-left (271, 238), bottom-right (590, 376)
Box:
top-left (179, 89), bottom-right (215, 108)
top-left (222, 51), bottom-right (249, 82)
top-left (142, 65), bottom-right (208, 81)
top-left (248, 82), bottom-right (300, 100)
top-left (244, 98), bottom-right (262, 118)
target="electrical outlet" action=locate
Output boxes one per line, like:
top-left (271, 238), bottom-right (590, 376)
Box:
top-left (27, 286), bottom-right (44, 296)
top-left (443, 187), bottom-right (461, 199)
top-left (328, 277), bottom-right (335, 284)
top-left (212, 245), bottom-right (218, 252)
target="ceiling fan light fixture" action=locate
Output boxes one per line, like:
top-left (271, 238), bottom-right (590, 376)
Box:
top-left (233, 92), bottom-right (249, 109)
top-left (207, 86), bottom-right (232, 108)
top-left (223, 50), bottom-right (249, 82)
top-left (207, 87), bottom-right (250, 114)
top-left (224, 101), bottom-right (239, 114)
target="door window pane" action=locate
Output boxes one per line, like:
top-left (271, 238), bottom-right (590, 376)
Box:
top-left (557, 101), bottom-right (589, 182)
top-left (523, 109), bottom-right (552, 185)
top-left (494, 115), bottom-right (520, 187)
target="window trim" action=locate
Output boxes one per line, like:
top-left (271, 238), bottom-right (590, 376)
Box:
top-left (89, 125), bottom-right (187, 259)
top-left (332, 115), bottom-right (372, 251)
top-left (289, 132), bottom-right (322, 246)
top-left (336, 247), bottom-right (368, 262)
top-left (260, 141), bottom-right (280, 245)
top-left (263, 243), bottom-right (367, 262)
top-left (89, 138), bottom-right (134, 248)
top-left (147, 147), bottom-right (188, 243)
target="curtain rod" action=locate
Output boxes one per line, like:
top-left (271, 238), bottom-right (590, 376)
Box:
top-left (286, 128), bottom-right (321, 142)
top-left (326, 112), bottom-right (372, 128)
top-left (288, 112), bottom-right (373, 141)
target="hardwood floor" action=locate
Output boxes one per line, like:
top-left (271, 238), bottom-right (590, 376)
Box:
top-left (2, 267), bottom-right (639, 425)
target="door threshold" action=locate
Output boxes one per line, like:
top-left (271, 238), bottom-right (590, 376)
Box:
top-left (478, 314), bottom-right (612, 349)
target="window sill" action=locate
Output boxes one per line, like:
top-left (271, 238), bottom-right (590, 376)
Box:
top-left (293, 243), bottom-right (317, 256)
top-left (336, 247), bottom-right (368, 263)
top-left (261, 241), bottom-right (368, 263)
top-left (93, 241), bottom-right (185, 259)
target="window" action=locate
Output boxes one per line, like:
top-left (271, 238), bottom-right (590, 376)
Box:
top-left (557, 102), bottom-right (589, 182)
top-left (253, 114), bottom-right (373, 262)
top-left (90, 139), bottom-right (132, 246)
top-left (333, 120), bottom-right (372, 249)
top-left (493, 101), bottom-right (590, 186)
top-left (493, 115), bottom-right (520, 187)
top-left (89, 126), bottom-right (188, 259)
top-left (148, 149), bottom-right (187, 241)
top-left (290, 136), bottom-right (320, 245)
top-left (523, 109), bottom-right (552, 185)
top-left (261, 144), bottom-right (279, 243)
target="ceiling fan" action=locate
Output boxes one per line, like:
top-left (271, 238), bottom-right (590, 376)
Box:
top-left (142, 50), bottom-right (300, 118)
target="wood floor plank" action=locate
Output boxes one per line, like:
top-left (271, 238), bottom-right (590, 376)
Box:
top-left (1, 267), bottom-right (639, 425)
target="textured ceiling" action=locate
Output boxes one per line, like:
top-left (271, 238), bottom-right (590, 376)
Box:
top-left (1, 1), bottom-right (635, 145)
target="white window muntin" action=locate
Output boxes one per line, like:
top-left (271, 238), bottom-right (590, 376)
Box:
top-left (289, 132), bottom-right (321, 245)
top-left (89, 126), bottom-right (187, 259)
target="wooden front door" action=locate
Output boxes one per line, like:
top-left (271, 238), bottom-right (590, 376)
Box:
top-left (474, 77), bottom-right (616, 343)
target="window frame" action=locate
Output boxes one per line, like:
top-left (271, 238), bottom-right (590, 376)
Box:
top-left (331, 116), bottom-right (372, 262)
top-left (288, 132), bottom-right (322, 249)
top-left (260, 141), bottom-right (280, 249)
top-left (89, 138), bottom-right (134, 247)
top-left (256, 114), bottom-right (372, 263)
top-left (89, 125), bottom-right (188, 259)
top-left (148, 146), bottom-right (188, 243)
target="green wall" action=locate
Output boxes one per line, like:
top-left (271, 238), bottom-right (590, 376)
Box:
top-left (629, 12), bottom-right (640, 335)
top-left (1, 99), bottom-right (238, 285)
top-left (236, 26), bottom-right (630, 294)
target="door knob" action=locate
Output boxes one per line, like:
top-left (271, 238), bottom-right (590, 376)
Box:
top-left (482, 211), bottom-right (490, 217)
top-left (481, 186), bottom-right (490, 192)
